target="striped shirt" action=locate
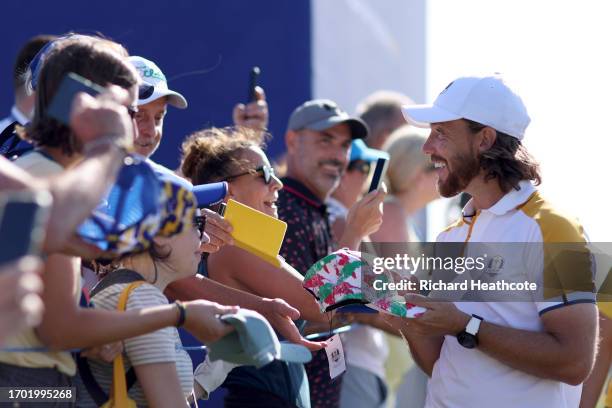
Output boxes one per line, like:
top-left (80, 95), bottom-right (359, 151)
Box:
top-left (89, 281), bottom-right (193, 406)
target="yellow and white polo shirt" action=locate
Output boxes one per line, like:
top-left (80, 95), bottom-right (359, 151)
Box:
top-left (425, 180), bottom-right (595, 408)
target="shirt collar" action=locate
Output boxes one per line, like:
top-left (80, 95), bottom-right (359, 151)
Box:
top-left (281, 177), bottom-right (325, 208)
top-left (11, 106), bottom-right (29, 125)
top-left (462, 180), bottom-right (536, 218)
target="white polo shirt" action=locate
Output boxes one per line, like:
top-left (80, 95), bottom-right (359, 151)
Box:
top-left (425, 180), bottom-right (595, 408)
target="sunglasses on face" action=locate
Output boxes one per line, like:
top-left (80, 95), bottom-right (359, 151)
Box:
top-left (347, 160), bottom-right (371, 175)
top-left (139, 84), bottom-right (155, 100)
top-left (194, 215), bottom-right (206, 240)
top-left (225, 165), bottom-right (276, 184)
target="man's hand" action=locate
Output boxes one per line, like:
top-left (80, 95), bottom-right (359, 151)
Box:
top-left (401, 294), bottom-right (470, 337)
top-left (70, 85), bottom-right (134, 150)
top-left (258, 297), bottom-right (326, 351)
top-left (182, 300), bottom-right (238, 344)
top-left (340, 186), bottom-right (386, 250)
top-left (232, 87), bottom-right (269, 132)
top-left (201, 208), bottom-right (234, 254)
top-left (0, 257), bottom-right (44, 345)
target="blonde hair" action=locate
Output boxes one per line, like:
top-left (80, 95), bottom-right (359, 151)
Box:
top-left (383, 125), bottom-right (430, 195)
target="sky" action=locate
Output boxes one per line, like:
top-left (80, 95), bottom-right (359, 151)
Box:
top-left (426, 0), bottom-right (612, 242)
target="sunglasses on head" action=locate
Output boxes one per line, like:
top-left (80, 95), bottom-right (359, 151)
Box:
top-left (139, 84), bottom-right (155, 100)
top-left (224, 165), bottom-right (276, 184)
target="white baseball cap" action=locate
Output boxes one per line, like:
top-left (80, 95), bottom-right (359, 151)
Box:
top-left (128, 56), bottom-right (188, 109)
top-left (402, 75), bottom-right (530, 140)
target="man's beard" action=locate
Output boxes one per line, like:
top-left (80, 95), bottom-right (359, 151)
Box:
top-left (438, 151), bottom-right (480, 198)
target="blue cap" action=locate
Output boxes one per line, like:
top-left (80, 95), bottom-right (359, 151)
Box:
top-left (77, 155), bottom-right (198, 257)
top-left (192, 182), bottom-right (228, 208)
top-left (349, 139), bottom-right (389, 163)
top-left (148, 161), bottom-right (227, 208)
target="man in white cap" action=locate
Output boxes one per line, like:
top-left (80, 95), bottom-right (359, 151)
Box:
top-left (129, 55), bottom-right (268, 159)
top-left (386, 75), bottom-right (597, 407)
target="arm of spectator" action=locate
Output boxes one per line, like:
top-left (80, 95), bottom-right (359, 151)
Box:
top-left (338, 187), bottom-right (386, 250)
top-left (232, 86), bottom-right (269, 132)
top-left (207, 245), bottom-right (325, 322)
top-left (135, 362), bottom-right (189, 408)
top-left (401, 294), bottom-right (598, 385)
top-left (0, 256), bottom-right (44, 346)
top-left (0, 88), bottom-right (133, 257)
top-left (34, 255), bottom-right (235, 350)
top-left (166, 275), bottom-right (326, 350)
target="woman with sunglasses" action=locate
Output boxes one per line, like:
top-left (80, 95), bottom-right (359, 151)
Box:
top-left (181, 126), bottom-right (332, 408)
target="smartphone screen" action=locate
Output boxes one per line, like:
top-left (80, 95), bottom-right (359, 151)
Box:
top-left (47, 72), bottom-right (105, 125)
top-left (0, 191), bottom-right (52, 266)
top-left (368, 158), bottom-right (389, 193)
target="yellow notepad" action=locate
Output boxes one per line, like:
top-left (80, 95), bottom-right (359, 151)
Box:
top-left (224, 199), bottom-right (287, 267)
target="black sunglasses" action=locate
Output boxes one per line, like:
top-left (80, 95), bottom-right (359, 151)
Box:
top-left (194, 215), bottom-right (206, 240)
top-left (139, 84), bottom-right (155, 100)
top-left (225, 165), bottom-right (275, 184)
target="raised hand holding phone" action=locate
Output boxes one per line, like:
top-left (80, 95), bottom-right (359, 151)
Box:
top-left (233, 67), bottom-right (269, 131)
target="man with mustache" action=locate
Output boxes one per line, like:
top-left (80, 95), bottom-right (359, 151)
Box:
top-left (280, 99), bottom-right (386, 407)
top-left (387, 75), bottom-right (597, 407)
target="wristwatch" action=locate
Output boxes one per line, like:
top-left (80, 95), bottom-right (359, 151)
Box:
top-left (456, 314), bottom-right (483, 349)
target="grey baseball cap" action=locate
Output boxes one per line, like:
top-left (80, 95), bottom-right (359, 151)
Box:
top-left (207, 309), bottom-right (312, 369)
top-left (288, 99), bottom-right (369, 139)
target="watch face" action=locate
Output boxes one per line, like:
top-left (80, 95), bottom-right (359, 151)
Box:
top-left (457, 331), bottom-right (477, 349)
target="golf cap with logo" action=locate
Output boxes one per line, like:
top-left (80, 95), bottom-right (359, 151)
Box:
top-left (207, 309), bottom-right (312, 369)
top-left (288, 99), bottom-right (369, 139)
top-left (402, 75), bottom-right (530, 140)
top-left (129, 56), bottom-right (188, 109)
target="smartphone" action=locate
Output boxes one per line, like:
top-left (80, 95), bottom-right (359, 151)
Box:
top-left (368, 157), bottom-right (389, 193)
top-left (47, 72), bottom-right (105, 125)
top-left (217, 202), bottom-right (227, 217)
top-left (0, 190), bottom-right (52, 266)
top-left (247, 66), bottom-right (261, 103)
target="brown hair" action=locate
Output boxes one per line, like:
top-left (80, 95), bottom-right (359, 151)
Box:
top-left (95, 242), bottom-right (172, 279)
top-left (465, 119), bottom-right (541, 193)
top-left (23, 36), bottom-right (137, 156)
top-left (181, 126), bottom-right (269, 185)
top-left (13, 34), bottom-right (57, 90)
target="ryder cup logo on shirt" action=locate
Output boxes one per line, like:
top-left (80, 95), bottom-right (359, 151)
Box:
top-left (486, 255), bottom-right (505, 275)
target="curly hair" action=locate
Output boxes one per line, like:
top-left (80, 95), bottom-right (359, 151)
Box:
top-left (21, 35), bottom-right (137, 156)
top-left (181, 126), bottom-right (269, 185)
top-left (465, 119), bottom-right (541, 193)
